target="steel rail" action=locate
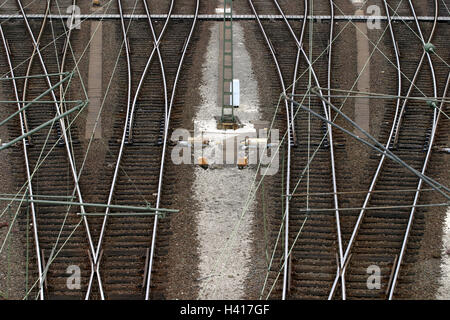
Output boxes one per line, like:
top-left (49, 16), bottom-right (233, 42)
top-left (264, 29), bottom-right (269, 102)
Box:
top-left (127, 0), bottom-right (174, 143)
top-left (16, 0), bottom-right (97, 299)
top-left (391, 0), bottom-right (439, 148)
top-left (387, 0), bottom-right (440, 299)
top-left (271, 0), bottom-right (309, 300)
top-left (58, 0), bottom-right (77, 115)
top-left (328, 0), bottom-right (439, 299)
top-left (116, 0), bottom-right (131, 148)
top-left (20, 0), bottom-right (51, 146)
top-left (288, 0), bottom-right (308, 145)
top-left (407, 0), bottom-right (438, 106)
top-left (0, 23), bottom-right (44, 301)
top-left (388, 72), bottom-right (448, 299)
top-left (326, 0), bottom-right (347, 300)
top-left (144, 0), bottom-right (200, 300)
top-left (87, 0), bottom-right (175, 300)
top-left (247, 0), bottom-right (292, 300)
top-left (328, 0), bottom-right (405, 299)
top-left (46, 0), bottom-right (99, 299)
top-left (272, 0), bottom-right (343, 299)
top-left (272, 0), bottom-right (331, 121)
top-left (85, 0), bottom-right (138, 300)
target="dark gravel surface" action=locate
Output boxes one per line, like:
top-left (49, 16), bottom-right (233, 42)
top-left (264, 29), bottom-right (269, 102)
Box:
top-left (0, 81), bottom-right (26, 300)
top-left (162, 19), bottom-right (209, 300)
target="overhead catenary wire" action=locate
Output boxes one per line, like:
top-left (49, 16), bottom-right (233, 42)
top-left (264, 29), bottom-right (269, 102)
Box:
top-left (201, 0), bottom-right (398, 298)
top-left (0, 0), bottom-right (122, 300)
top-left (145, 0), bottom-right (200, 300)
top-left (0, 21), bottom-right (44, 300)
top-left (4, 0), bottom-right (443, 301)
top-left (289, 90), bottom-right (450, 199)
top-left (2, 0), bottom-right (117, 299)
top-left (85, 0), bottom-right (141, 300)
top-left (203, 0), bottom-right (448, 300)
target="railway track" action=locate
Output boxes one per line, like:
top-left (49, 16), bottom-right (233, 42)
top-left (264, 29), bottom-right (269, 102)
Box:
top-left (0, 0), bottom-right (448, 301)
top-left (82, 0), bottom-right (199, 300)
top-left (0, 0), bottom-right (93, 299)
top-left (248, 0), bottom-right (448, 300)
top-left (247, 0), bottom-right (342, 299)
top-left (329, 0), bottom-right (449, 300)
top-left (0, 0), bottom-right (199, 300)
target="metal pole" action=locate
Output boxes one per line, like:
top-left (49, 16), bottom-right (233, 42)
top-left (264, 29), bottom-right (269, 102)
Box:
top-left (0, 102), bottom-right (86, 151)
top-left (287, 94), bottom-right (449, 198)
top-left (0, 72), bottom-right (72, 81)
top-left (308, 90), bottom-right (450, 197)
top-left (0, 197), bottom-right (178, 213)
top-left (0, 73), bottom-right (74, 127)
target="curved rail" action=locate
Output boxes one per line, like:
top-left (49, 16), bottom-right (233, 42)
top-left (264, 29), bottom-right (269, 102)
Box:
top-left (84, 0), bottom-right (135, 299)
top-left (388, 72), bottom-right (448, 299)
top-left (0, 23), bottom-right (44, 301)
top-left (247, 0), bottom-right (292, 300)
top-left (86, 0), bottom-right (175, 300)
top-left (326, 0), bottom-right (347, 299)
top-left (127, 0), bottom-right (174, 143)
top-left (391, 0), bottom-right (438, 148)
top-left (117, 0), bottom-right (132, 145)
top-left (288, 0), bottom-right (308, 145)
top-left (20, 0), bottom-right (51, 146)
top-left (58, 0), bottom-right (78, 115)
top-left (387, 0), bottom-right (440, 299)
top-left (271, 0), bottom-right (343, 298)
top-left (144, 0), bottom-right (200, 300)
top-left (16, 0), bottom-right (96, 299)
top-left (328, 0), bottom-right (439, 299)
top-left (44, 0), bottom-right (96, 287)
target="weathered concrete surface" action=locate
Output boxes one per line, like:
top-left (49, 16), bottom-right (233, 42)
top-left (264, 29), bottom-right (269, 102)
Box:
top-left (354, 9), bottom-right (371, 138)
